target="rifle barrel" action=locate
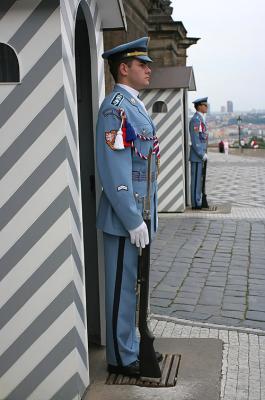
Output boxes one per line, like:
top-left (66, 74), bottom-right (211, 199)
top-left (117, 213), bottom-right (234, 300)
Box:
top-left (138, 147), bottom-right (161, 381)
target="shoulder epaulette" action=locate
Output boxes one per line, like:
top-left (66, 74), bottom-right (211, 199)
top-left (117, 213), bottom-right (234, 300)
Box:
top-left (111, 92), bottom-right (124, 107)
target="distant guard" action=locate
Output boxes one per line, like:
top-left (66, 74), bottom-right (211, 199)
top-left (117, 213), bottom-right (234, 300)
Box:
top-left (96, 37), bottom-right (161, 377)
top-left (189, 97), bottom-right (209, 209)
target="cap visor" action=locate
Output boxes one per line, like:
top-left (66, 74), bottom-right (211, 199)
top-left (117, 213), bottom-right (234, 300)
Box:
top-left (136, 55), bottom-right (153, 62)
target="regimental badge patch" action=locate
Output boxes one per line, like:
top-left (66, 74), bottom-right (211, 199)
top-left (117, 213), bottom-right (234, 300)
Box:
top-left (105, 130), bottom-right (117, 150)
top-left (111, 93), bottom-right (124, 107)
top-left (117, 185), bottom-right (128, 191)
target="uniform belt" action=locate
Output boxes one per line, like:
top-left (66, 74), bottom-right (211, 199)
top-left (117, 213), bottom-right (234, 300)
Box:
top-left (132, 171), bottom-right (157, 182)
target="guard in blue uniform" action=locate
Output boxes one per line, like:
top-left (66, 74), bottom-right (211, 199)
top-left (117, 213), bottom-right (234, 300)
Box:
top-left (189, 97), bottom-right (209, 209)
top-left (96, 37), bottom-right (161, 377)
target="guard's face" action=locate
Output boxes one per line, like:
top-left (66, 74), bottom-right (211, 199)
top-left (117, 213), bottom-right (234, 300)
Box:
top-left (198, 103), bottom-right (208, 114)
top-left (122, 59), bottom-right (151, 90)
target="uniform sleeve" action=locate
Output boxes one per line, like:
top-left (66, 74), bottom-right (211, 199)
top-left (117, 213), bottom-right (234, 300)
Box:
top-left (96, 106), bottom-right (143, 232)
top-left (189, 118), bottom-right (204, 159)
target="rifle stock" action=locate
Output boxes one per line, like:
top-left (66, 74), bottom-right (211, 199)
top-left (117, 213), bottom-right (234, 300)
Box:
top-left (138, 149), bottom-right (161, 381)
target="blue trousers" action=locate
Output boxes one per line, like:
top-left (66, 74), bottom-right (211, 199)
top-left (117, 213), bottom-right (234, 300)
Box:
top-left (103, 233), bottom-right (139, 366)
top-left (190, 161), bottom-right (203, 208)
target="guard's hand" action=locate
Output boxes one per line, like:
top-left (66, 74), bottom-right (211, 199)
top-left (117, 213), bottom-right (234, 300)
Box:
top-left (202, 153), bottom-right (208, 161)
top-left (129, 221), bottom-right (149, 248)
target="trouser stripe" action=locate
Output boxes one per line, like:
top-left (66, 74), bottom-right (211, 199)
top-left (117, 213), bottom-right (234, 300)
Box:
top-left (112, 237), bottom-right (125, 366)
top-left (194, 163), bottom-right (198, 207)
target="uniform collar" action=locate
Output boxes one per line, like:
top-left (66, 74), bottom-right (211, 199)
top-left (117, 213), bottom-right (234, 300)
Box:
top-left (197, 111), bottom-right (206, 123)
top-left (114, 84), bottom-right (152, 125)
top-left (117, 83), bottom-right (139, 99)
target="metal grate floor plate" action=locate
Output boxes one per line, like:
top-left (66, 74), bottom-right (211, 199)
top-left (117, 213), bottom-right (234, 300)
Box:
top-left (106, 354), bottom-right (181, 388)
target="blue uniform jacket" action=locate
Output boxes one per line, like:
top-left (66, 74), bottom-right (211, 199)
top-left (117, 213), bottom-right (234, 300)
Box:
top-left (96, 85), bottom-right (158, 237)
top-left (189, 112), bottom-right (208, 162)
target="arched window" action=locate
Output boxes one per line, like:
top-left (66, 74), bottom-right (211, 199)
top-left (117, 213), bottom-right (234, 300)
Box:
top-left (152, 101), bottom-right (168, 113)
top-left (0, 43), bottom-right (20, 83)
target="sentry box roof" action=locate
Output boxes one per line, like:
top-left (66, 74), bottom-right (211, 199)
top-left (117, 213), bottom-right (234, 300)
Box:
top-left (148, 66), bottom-right (196, 91)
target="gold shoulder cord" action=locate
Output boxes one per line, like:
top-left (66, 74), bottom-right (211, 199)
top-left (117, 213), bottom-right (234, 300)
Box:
top-left (125, 51), bottom-right (148, 57)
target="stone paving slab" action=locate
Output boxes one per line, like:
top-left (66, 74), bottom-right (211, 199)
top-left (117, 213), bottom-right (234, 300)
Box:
top-left (86, 316), bottom-right (265, 400)
top-left (86, 329), bottom-right (222, 400)
top-left (151, 316), bottom-right (265, 400)
top-left (151, 217), bottom-right (265, 330)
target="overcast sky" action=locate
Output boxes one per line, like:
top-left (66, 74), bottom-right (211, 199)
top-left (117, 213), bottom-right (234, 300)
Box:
top-left (171, 0), bottom-right (265, 112)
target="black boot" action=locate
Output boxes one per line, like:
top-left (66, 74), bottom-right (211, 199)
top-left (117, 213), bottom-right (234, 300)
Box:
top-left (108, 360), bottom-right (140, 377)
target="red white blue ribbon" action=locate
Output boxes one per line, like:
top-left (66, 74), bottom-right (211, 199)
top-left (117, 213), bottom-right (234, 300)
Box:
top-left (133, 134), bottom-right (160, 160)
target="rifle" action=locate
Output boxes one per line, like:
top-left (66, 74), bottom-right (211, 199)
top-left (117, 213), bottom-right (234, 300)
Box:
top-left (201, 159), bottom-right (209, 208)
top-left (137, 148), bottom-right (161, 382)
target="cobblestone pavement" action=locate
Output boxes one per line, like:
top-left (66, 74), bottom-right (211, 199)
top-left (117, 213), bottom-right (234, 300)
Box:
top-left (206, 151), bottom-right (265, 208)
top-left (151, 151), bottom-right (265, 330)
top-left (151, 317), bottom-right (265, 400)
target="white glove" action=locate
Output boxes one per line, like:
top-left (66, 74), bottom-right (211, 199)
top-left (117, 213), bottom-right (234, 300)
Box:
top-left (129, 221), bottom-right (149, 248)
top-left (202, 153), bottom-right (208, 161)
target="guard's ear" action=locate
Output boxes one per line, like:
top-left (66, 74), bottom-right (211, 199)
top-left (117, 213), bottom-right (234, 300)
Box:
top-left (119, 62), bottom-right (129, 77)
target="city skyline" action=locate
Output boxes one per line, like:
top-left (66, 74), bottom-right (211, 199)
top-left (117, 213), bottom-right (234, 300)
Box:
top-left (189, 103), bottom-right (265, 116)
top-left (189, 102), bottom-right (265, 115)
top-left (171, 0), bottom-right (265, 112)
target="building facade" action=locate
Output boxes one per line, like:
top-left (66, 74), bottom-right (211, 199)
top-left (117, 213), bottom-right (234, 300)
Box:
top-left (227, 100), bottom-right (234, 113)
top-left (104, 0), bottom-right (198, 92)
